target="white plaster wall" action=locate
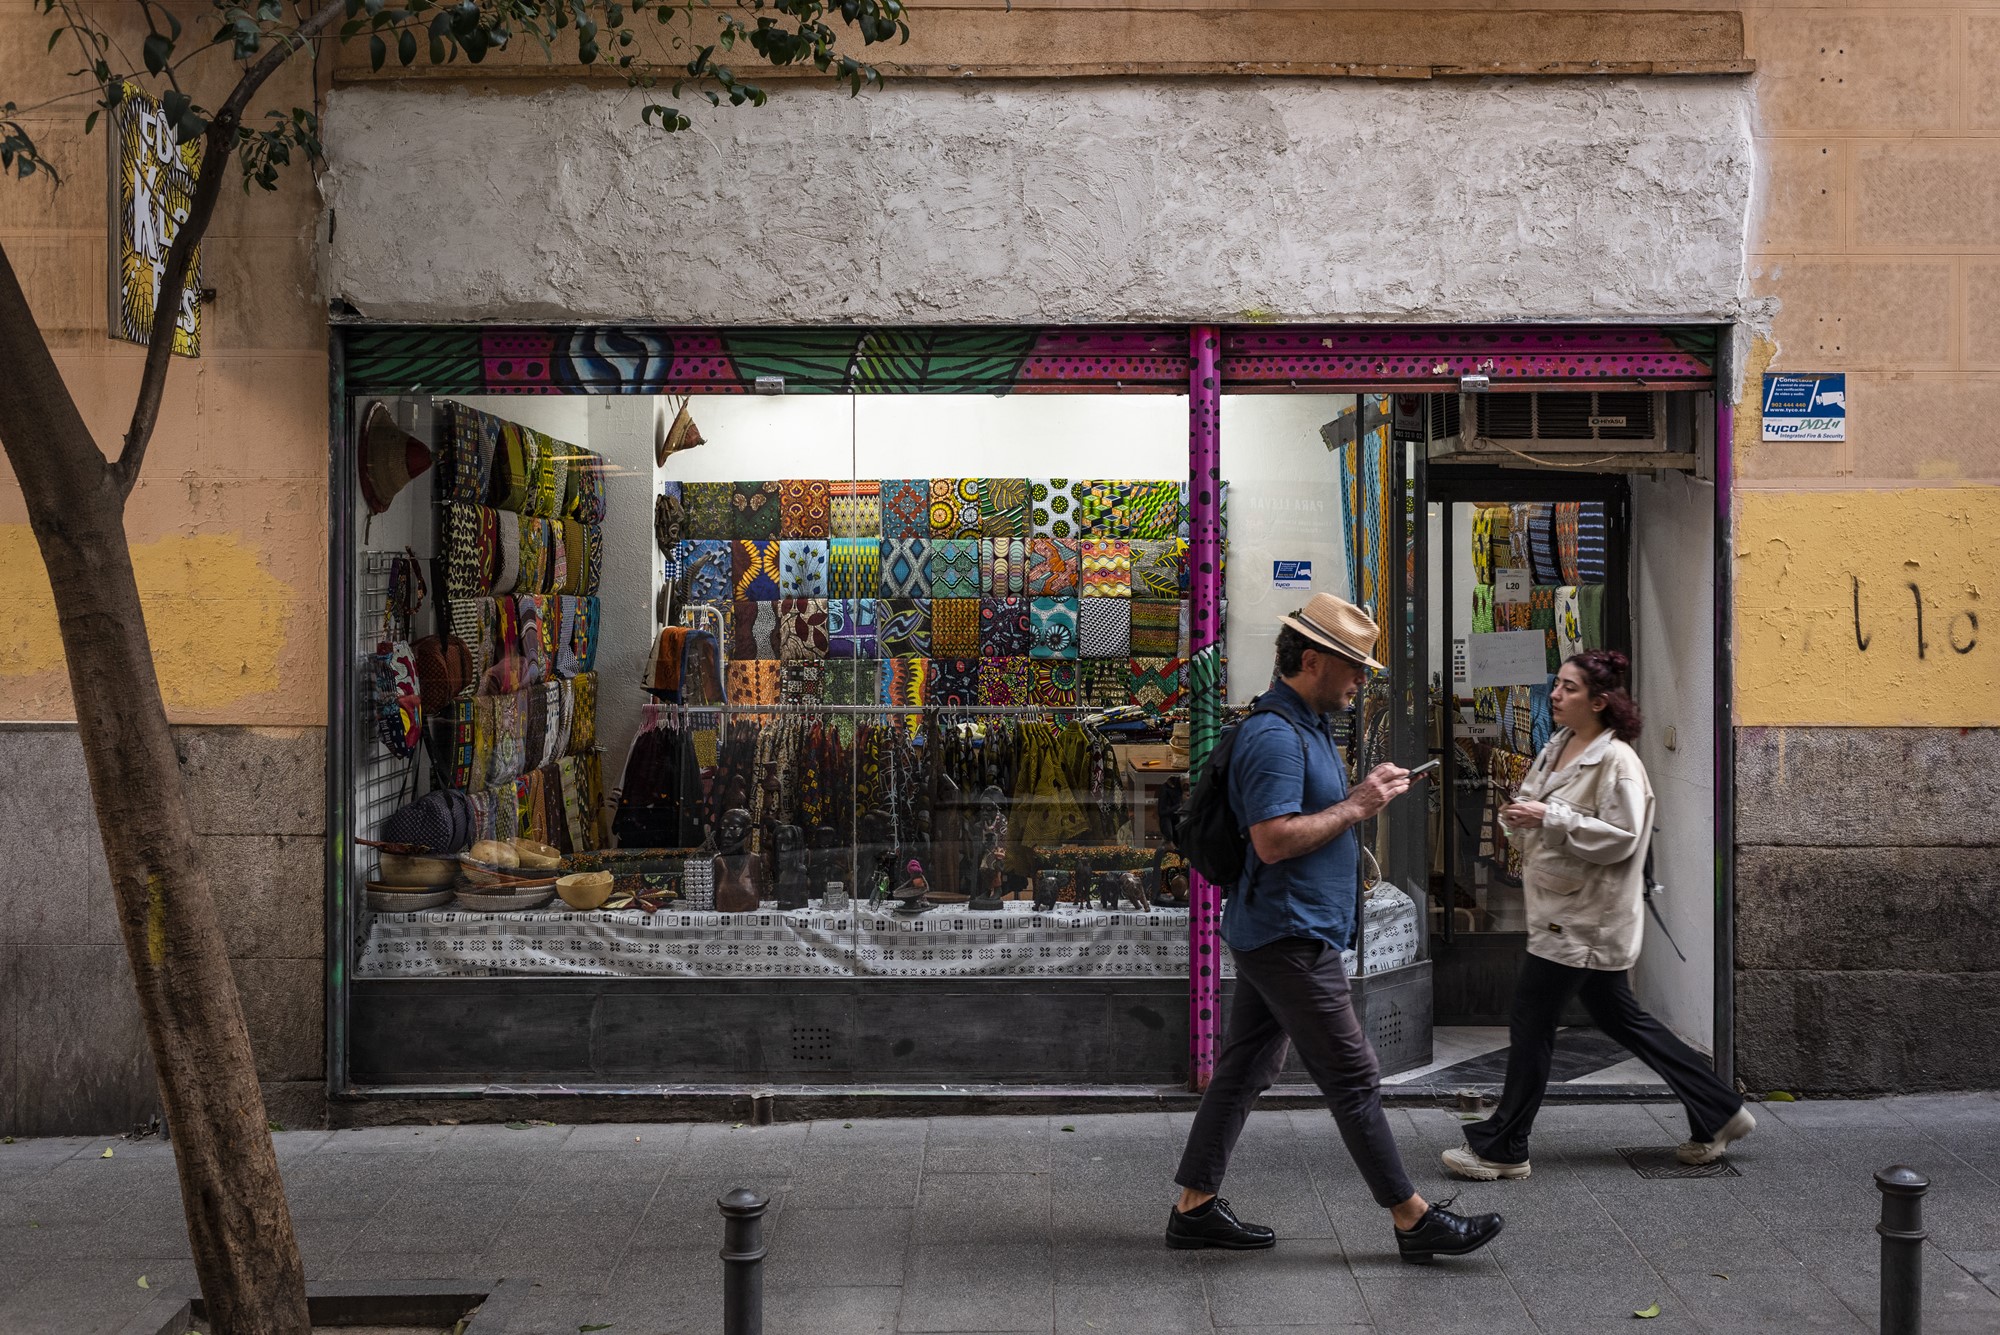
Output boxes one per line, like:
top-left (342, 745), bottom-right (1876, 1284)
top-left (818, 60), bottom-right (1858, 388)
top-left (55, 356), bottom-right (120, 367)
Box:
top-left (1630, 468), bottom-right (1717, 1051)
top-left (322, 78), bottom-right (1752, 325)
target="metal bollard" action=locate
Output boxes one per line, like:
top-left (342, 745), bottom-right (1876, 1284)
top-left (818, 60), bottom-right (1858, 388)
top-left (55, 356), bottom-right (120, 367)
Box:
top-left (1876, 1166), bottom-right (1929, 1335)
top-left (719, 1187), bottom-right (768, 1335)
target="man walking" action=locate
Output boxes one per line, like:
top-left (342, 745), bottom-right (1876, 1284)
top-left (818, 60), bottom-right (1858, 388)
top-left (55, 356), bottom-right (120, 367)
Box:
top-left (1167, 594), bottom-right (1503, 1265)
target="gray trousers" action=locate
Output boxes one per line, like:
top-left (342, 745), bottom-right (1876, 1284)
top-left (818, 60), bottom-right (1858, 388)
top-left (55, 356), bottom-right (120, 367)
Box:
top-left (1175, 937), bottom-right (1417, 1209)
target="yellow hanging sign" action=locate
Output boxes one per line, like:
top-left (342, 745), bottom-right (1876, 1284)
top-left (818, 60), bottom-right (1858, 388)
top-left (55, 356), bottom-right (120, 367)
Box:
top-left (107, 82), bottom-right (201, 356)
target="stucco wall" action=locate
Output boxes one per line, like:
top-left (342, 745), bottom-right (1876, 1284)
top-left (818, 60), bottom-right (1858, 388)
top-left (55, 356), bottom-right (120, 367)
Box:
top-left (321, 77), bottom-right (1753, 327)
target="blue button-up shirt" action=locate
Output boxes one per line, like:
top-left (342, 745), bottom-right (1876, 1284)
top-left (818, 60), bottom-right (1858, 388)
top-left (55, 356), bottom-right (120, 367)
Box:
top-left (1221, 679), bottom-right (1359, 953)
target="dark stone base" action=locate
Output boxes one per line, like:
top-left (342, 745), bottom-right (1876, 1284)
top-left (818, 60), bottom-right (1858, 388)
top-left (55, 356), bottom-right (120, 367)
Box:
top-left (1736, 969), bottom-right (2000, 1094)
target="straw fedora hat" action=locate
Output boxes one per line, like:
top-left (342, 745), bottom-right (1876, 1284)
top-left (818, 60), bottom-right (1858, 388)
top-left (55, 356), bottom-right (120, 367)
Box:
top-left (1280, 593), bottom-right (1385, 671)
top-left (358, 401), bottom-right (433, 515)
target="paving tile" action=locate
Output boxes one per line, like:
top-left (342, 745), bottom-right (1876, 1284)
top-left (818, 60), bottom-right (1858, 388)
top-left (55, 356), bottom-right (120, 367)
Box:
top-left (1952, 1248), bottom-right (2000, 1295)
top-left (564, 1121), bottom-right (695, 1154)
top-left (316, 1125), bottom-right (456, 1153)
top-left (899, 1241), bottom-right (1052, 1333)
top-left (916, 1172), bottom-right (1051, 1246)
top-left (1787, 1229), bottom-right (2000, 1334)
top-left (0, 1257), bottom-right (197, 1335)
top-left (1199, 1237), bottom-right (1371, 1327)
top-left (764, 1283), bottom-right (902, 1335)
top-left (320, 1247), bottom-right (489, 1284)
top-left (791, 1156), bottom-right (926, 1210)
top-left (1495, 1255), bottom-right (1676, 1324)
top-left (1660, 1266), bottom-right (1867, 1332)
top-left (1761, 1098), bottom-right (1913, 1131)
top-left (1351, 1272), bottom-right (1537, 1334)
top-left (765, 1206), bottom-right (912, 1288)
top-left (350, 1180), bottom-right (529, 1253)
top-left (1054, 1272), bottom-right (1208, 1334)
top-left (926, 1116), bottom-right (1051, 1174)
top-left (681, 1122), bottom-right (809, 1176)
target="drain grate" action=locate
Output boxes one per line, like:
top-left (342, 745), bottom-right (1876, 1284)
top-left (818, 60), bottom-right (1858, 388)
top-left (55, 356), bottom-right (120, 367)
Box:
top-left (1616, 1146), bottom-right (1741, 1180)
top-left (790, 1025), bottom-right (837, 1061)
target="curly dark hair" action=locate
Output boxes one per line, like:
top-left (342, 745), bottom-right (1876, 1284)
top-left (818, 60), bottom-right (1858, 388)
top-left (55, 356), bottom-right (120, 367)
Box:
top-left (1566, 649), bottom-right (1643, 741)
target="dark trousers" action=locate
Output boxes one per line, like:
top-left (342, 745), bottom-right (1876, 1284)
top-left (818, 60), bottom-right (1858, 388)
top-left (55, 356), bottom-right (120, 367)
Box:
top-left (1175, 938), bottom-right (1416, 1209)
top-left (1465, 951), bottom-right (1744, 1165)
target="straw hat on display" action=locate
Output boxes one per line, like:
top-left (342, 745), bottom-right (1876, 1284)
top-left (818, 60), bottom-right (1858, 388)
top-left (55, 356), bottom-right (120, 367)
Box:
top-left (358, 401), bottom-right (434, 515)
top-left (1279, 592), bottom-right (1385, 671)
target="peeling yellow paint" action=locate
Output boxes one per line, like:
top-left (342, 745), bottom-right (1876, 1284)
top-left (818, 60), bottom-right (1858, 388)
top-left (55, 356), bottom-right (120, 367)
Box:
top-left (1736, 490), bottom-right (2000, 726)
top-left (0, 526), bottom-right (295, 713)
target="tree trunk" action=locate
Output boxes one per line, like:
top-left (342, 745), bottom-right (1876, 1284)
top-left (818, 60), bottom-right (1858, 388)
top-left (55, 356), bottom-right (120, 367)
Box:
top-left (0, 248), bottom-right (311, 1332)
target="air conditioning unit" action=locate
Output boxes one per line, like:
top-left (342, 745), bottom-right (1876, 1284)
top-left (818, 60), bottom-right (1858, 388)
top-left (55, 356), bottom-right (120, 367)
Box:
top-left (1401, 391), bottom-right (1689, 467)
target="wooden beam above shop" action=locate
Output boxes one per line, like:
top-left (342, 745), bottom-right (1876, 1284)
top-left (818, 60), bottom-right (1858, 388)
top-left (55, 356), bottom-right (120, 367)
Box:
top-left (329, 6), bottom-right (1750, 88)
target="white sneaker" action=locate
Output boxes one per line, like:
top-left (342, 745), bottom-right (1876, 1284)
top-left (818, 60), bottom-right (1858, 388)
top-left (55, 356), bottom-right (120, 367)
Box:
top-left (1676, 1106), bottom-right (1757, 1165)
top-left (1441, 1145), bottom-right (1531, 1181)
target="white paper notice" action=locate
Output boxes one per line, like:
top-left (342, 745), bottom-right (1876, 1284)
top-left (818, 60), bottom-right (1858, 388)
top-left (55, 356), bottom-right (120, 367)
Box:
top-left (1494, 566), bottom-right (1531, 605)
top-left (1466, 630), bottom-right (1551, 688)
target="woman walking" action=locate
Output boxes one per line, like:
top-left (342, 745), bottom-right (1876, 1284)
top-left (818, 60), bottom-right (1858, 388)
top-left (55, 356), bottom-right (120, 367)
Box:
top-left (1443, 650), bottom-right (1754, 1181)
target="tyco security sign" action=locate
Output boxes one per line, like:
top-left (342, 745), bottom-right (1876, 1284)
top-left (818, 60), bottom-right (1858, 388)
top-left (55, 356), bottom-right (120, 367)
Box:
top-left (1761, 373), bottom-right (1845, 442)
top-left (1272, 560), bottom-right (1313, 590)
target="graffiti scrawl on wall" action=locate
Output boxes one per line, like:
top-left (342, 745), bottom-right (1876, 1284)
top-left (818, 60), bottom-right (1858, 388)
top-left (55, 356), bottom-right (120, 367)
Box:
top-left (108, 81), bottom-right (201, 356)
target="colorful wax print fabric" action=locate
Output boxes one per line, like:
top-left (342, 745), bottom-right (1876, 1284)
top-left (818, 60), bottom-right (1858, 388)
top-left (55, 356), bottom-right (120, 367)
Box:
top-left (1125, 480), bottom-right (1182, 540)
top-left (928, 478), bottom-right (982, 538)
top-left (726, 659), bottom-right (782, 707)
top-left (730, 480), bottom-right (782, 539)
top-left (731, 600), bottom-right (780, 661)
top-left (879, 538), bottom-right (931, 597)
top-left (780, 659), bottom-right (827, 703)
top-left (930, 598), bottom-right (982, 657)
top-left (1029, 597), bottom-right (1080, 660)
top-left (778, 540), bottom-right (829, 597)
top-left (441, 402), bottom-right (500, 505)
top-left (514, 514), bottom-right (548, 594)
top-left (830, 482), bottom-right (881, 538)
top-left (876, 598), bottom-right (931, 657)
top-left (930, 657), bottom-right (980, 709)
top-left (978, 657), bottom-right (1033, 707)
top-left (565, 447), bottom-right (607, 524)
top-left (1129, 600), bottom-right (1181, 658)
top-left (827, 598), bottom-right (878, 658)
top-left (678, 540), bottom-right (733, 605)
top-left (1080, 540), bottom-right (1132, 598)
top-left (827, 537), bottom-right (879, 600)
top-left (779, 479), bottom-right (831, 539)
top-left (823, 659), bottom-right (870, 706)
top-left (1027, 537), bottom-right (1080, 596)
top-left (1032, 662), bottom-right (1079, 707)
top-left (1573, 501), bottom-right (1608, 582)
top-left (1079, 481), bottom-right (1133, 537)
top-left (1127, 657), bottom-right (1186, 713)
top-left (1077, 659), bottom-right (1127, 708)
top-left (683, 482), bottom-right (734, 540)
top-left (980, 596), bottom-right (1031, 658)
top-left (732, 540), bottom-right (782, 600)
top-left (929, 538), bottom-right (981, 599)
top-left (882, 656), bottom-right (928, 709)
top-left (562, 519), bottom-right (601, 597)
top-left (777, 599), bottom-right (829, 661)
top-left (981, 537), bottom-right (1026, 597)
top-left (978, 477), bottom-right (1030, 539)
top-left (1528, 503), bottom-right (1562, 585)
top-left (1129, 539), bottom-right (1182, 599)
top-left (1078, 598), bottom-right (1132, 659)
top-left (1556, 502), bottom-right (1582, 585)
top-left (491, 422), bottom-right (537, 512)
top-left (1030, 478), bottom-right (1081, 539)
top-left (880, 480), bottom-right (930, 539)
top-left (1556, 586), bottom-right (1584, 661)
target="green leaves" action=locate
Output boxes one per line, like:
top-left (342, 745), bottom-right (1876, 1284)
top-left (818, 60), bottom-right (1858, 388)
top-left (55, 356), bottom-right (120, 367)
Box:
top-left (1, 106), bottom-right (56, 183)
top-left (1632, 1301), bottom-right (1661, 1319)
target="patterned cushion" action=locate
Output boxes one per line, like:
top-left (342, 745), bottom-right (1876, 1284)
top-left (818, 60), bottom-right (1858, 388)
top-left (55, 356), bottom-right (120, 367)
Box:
top-left (879, 539), bottom-right (931, 597)
top-left (1026, 537), bottom-right (1080, 596)
top-left (827, 537), bottom-right (880, 600)
top-left (731, 599), bottom-right (780, 660)
top-left (1080, 540), bottom-right (1132, 597)
top-left (880, 479), bottom-right (930, 539)
top-left (1031, 478), bottom-right (1082, 540)
top-left (776, 598), bottom-right (829, 661)
top-left (778, 540), bottom-right (829, 597)
top-left (676, 539), bottom-right (733, 605)
top-left (830, 482), bottom-right (881, 538)
top-left (1125, 480), bottom-right (1183, 540)
top-left (1078, 598), bottom-right (1132, 659)
top-left (1129, 599), bottom-right (1181, 657)
top-left (732, 539), bottom-right (782, 600)
top-left (981, 537), bottom-right (1026, 597)
top-left (980, 596), bottom-right (1031, 658)
top-left (778, 479), bottom-right (831, 539)
top-left (931, 598), bottom-right (982, 657)
top-left (1029, 597), bottom-right (1080, 660)
top-left (875, 598), bottom-right (931, 657)
top-left (929, 538), bottom-right (981, 599)
top-left (730, 481), bottom-right (782, 539)
top-left (930, 657), bottom-right (981, 708)
top-left (978, 657), bottom-right (1033, 706)
top-left (1127, 657), bottom-right (1187, 713)
top-left (928, 478), bottom-right (982, 538)
top-left (978, 478), bottom-right (1030, 538)
top-left (827, 598), bottom-right (878, 658)
top-left (1031, 662), bottom-right (1079, 707)
top-left (1130, 539), bottom-right (1182, 599)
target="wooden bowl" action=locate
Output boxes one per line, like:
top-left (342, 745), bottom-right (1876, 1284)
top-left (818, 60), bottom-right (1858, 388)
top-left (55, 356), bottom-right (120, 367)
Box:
top-left (458, 856), bottom-right (551, 888)
top-left (374, 853), bottom-right (459, 888)
top-left (366, 886), bottom-right (453, 912)
top-left (556, 871), bottom-right (614, 910)
top-left (511, 838), bottom-right (564, 871)
top-left (454, 886), bottom-right (556, 912)
top-left (467, 839), bottom-right (520, 869)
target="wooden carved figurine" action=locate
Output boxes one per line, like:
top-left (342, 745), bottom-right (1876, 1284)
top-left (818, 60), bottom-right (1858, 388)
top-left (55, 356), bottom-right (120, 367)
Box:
top-left (711, 807), bottom-right (766, 913)
top-left (774, 823), bottom-right (810, 910)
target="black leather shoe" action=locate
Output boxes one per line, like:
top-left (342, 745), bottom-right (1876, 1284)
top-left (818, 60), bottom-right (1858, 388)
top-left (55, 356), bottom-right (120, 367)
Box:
top-left (1165, 1196), bottom-right (1276, 1251)
top-left (1394, 1197), bottom-right (1503, 1264)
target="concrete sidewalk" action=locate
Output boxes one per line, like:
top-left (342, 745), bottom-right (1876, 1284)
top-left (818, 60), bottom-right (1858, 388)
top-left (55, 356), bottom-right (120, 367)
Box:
top-left (2, 1096), bottom-right (1998, 1334)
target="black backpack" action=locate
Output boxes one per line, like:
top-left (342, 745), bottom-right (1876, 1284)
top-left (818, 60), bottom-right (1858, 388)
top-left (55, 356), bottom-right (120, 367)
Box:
top-left (1174, 701), bottom-right (1307, 888)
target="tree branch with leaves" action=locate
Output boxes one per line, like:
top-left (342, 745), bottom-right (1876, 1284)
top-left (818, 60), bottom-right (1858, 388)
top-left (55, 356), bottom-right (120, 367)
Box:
top-left (0, 2), bottom-right (903, 1331)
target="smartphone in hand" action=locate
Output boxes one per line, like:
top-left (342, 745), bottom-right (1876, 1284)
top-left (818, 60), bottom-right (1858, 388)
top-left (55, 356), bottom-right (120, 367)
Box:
top-left (1407, 759), bottom-right (1441, 781)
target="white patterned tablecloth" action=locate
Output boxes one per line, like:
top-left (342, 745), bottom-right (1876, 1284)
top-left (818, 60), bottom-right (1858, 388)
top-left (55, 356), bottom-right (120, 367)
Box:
top-left (358, 903), bottom-right (1197, 979)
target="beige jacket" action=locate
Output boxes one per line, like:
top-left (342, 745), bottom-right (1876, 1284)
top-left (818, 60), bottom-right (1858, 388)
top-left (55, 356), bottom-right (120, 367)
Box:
top-left (1506, 727), bottom-right (1656, 972)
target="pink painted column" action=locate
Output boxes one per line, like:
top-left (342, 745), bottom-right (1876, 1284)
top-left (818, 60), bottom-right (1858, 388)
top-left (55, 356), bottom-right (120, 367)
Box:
top-left (1186, 326), bottom-right (1224, 1091)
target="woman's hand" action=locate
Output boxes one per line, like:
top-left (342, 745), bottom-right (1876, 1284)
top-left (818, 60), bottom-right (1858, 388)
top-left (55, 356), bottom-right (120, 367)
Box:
top-left (1500, 800), bottom-right (1548, 830)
